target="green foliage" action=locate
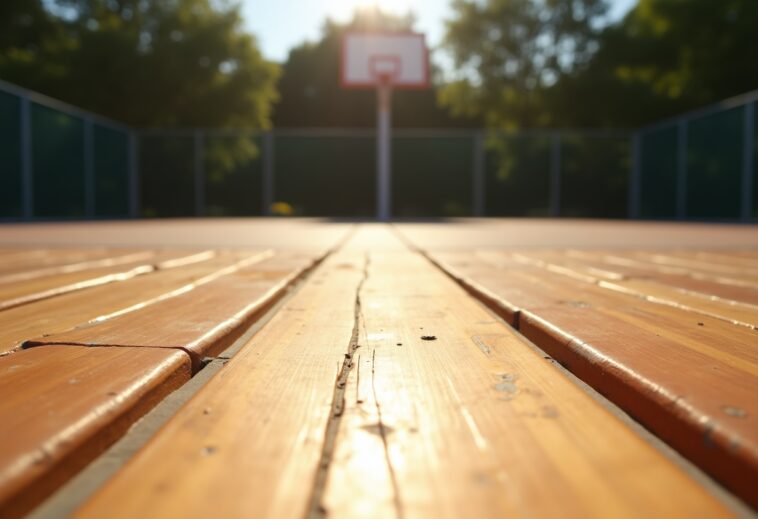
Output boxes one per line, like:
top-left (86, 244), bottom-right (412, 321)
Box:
top-left (441, 0), bottom-right (758, 129)
top-left (548, 0), bottom-right (758, 127)
top-left (273, 6), bottom-right (478, 128)
top-left (440, 0), bottom-right (608, 128)
top-left (0, 0), bottom-right (278, 128)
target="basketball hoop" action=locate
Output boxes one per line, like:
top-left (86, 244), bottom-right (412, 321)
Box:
top-left (341, 32), bottom-right (429, 89)
top-left (341, 32), bottom-right (430, 221)
top-left (369, 55), bottom-right (401, 87)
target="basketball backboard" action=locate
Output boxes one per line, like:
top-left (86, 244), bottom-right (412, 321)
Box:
top-left (341, 32), bottom-right (429, 89)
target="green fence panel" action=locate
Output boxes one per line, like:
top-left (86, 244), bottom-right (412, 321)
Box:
top-left (392, 136), bottom-right (473, 217)
top-left (273, 135), bottom-right (375, 217)
top-left (94, 124), bottom-right (130, 217)
top-left (687, 107), bottom-right (743, 219)
top-left (204, 134), bottom-right (262, 216)
top-left (484, 135), bottom-right (550, 216)
top-left (640, 126), bottom-right (678, 219)
top-left (560, 135), bottom-right (629, 218)
top-left (754, 104), bottom-right (758, 219)
top-left (31, 103), bottom-right (85, 218)
top-left (139, 135), bottom-right (195, 217)
top-left (0, 91), bottom-right (22, 218)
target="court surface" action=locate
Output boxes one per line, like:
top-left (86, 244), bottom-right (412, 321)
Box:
top-left (0, 218), bottom-right (756, 518)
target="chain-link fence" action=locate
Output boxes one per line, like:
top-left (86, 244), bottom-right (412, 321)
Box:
top-left (1, 78), bottom-right (755, 221)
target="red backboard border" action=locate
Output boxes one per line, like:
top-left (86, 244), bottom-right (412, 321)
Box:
top-left (340, 31), bottom-right (430, 90)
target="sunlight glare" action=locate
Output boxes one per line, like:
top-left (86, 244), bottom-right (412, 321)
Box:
top-left (327, 0), bottom-right (413, 21)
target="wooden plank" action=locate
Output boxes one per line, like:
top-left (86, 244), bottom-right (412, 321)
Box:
top-left (622, 251), bottom-right (758, 282)
top-left (511, 251), bottom-right (758, 328)
top-left (0, 220), bottom-right (355, 250)
top-left (23, 252), bottom-right (323, 369)
top-left (0, 250), bottom-right (271, 355)
top-left (428, 250), bottom-right (758, 507)
top-left (76, 238), bottom-right (731, 518)
top-left (0, 249), bottom-right (148, 280)
top-left (394, 220), bottom-right (758, 249)
top-left (0, 248), bottom-right (112, 274)
top-left (75, 251), bottom-right (366, 519)
top-left (0, 249), bottom-right (215, 311)
top-left (563, 250), bottom-right (758, 304)
top-left (0, 346), bottom-right (191, 518)
top-left (670, 251), bottom-right (758, 269)
top-left (572, 250), bottom-right (758, 290)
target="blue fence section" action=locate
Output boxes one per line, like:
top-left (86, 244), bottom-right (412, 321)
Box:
top-left (1, 78), bottom-right (756, 221)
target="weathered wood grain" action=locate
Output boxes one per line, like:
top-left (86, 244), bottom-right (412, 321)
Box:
top-left (75, 252), bottom-right (366, 519)
top-left (0, 249), bottom-right (214, 311)
top-left (0, 248), bottom-right (117, 275)
top-left (321, 248), bottom-right (731, 518)
top-left (0, 249), bottom-right (151, 282)
top-left (0, 346), bottom-right (191, 519)
top-left (23, 252), bottom-right (324, 369)
top-left (509, 251), bottom-right (758, 328)
top-left (563, 250), bottom-right (758, 304)
top-left (428, 250), bottom-right (758, 507)
top-left (0, 250), bottom-right (270, 354)
top-left (76, 231), bottom-right (732, 518)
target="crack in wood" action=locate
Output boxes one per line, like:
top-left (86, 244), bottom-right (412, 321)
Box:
top-left (370, 347), bottom-right (405, 519)
top-left (307, 253), bottom-right (370, 518)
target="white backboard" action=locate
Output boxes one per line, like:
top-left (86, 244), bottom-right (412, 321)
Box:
top-left (341, 32), bottom-right (429, 89)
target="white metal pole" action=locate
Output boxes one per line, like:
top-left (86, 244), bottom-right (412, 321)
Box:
top-left (377, 83), bottom-right (392, 221)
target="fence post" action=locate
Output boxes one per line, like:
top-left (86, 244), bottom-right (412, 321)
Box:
top-left (742, 102), bottom-right (755, 221)
top-left (20, 96), bottom-right (33, 220)
top-left (550, 132), bottom-right (562, 217)
top-left (84, 118), bottom-right (95, 218)
top-left (194, 130), bottom-right (205, 217)
top-left (676, 120), bottom-right (688, 220)
top-left (629, 132), bottom-right (641, 219)
top-left (128, 132), bottom-right (139, 218)
top-left (472, 131), bottom-right (485, 217)
top-left (262, 131), bottom-right (274, 216)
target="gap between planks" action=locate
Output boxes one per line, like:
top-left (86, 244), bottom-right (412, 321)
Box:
top-left (26, 247), bottom-right (330, 519)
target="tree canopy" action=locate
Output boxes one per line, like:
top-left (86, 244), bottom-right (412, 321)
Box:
top-left (2, 0), bottom-right (756, 130)
top-left (546, 0), bottom-right (758, 127)
top-left (439, 0), bottom-right (608, 128)
top-left (273, 6), bottom-right (478, 128)
top-left (0, 0), bottom-right (278, 128)
top-left (439, 0), bottom-right (758, 129)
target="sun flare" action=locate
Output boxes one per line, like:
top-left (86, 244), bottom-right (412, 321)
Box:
top-left (327, 0), bottom-right (414, 20)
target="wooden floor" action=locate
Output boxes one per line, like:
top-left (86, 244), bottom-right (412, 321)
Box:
top-left (0, 219), bottom-right (755, 518)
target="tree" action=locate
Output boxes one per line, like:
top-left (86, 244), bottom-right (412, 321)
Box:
top-left (0, 0), bottom-right (278, 128)
top-left (439, 0), bottom-right (608, 129)
top-left (547, 0), bottom-right (758, 127)
top-left (273, 6), bottom-right (478, 128)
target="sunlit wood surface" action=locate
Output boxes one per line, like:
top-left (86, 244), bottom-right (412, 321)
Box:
top-left (0, 219), bottom-right (755, 517)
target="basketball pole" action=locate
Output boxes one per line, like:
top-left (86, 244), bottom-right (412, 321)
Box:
top-left (377, 81), bottom-right (392, 221)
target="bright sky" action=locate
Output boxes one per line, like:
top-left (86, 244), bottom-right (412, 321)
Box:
top-left (243, 0), bottom-right (638, 64)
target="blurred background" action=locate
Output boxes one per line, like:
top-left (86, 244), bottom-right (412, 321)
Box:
top-left (1, 0), bottom-right (756, 220)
